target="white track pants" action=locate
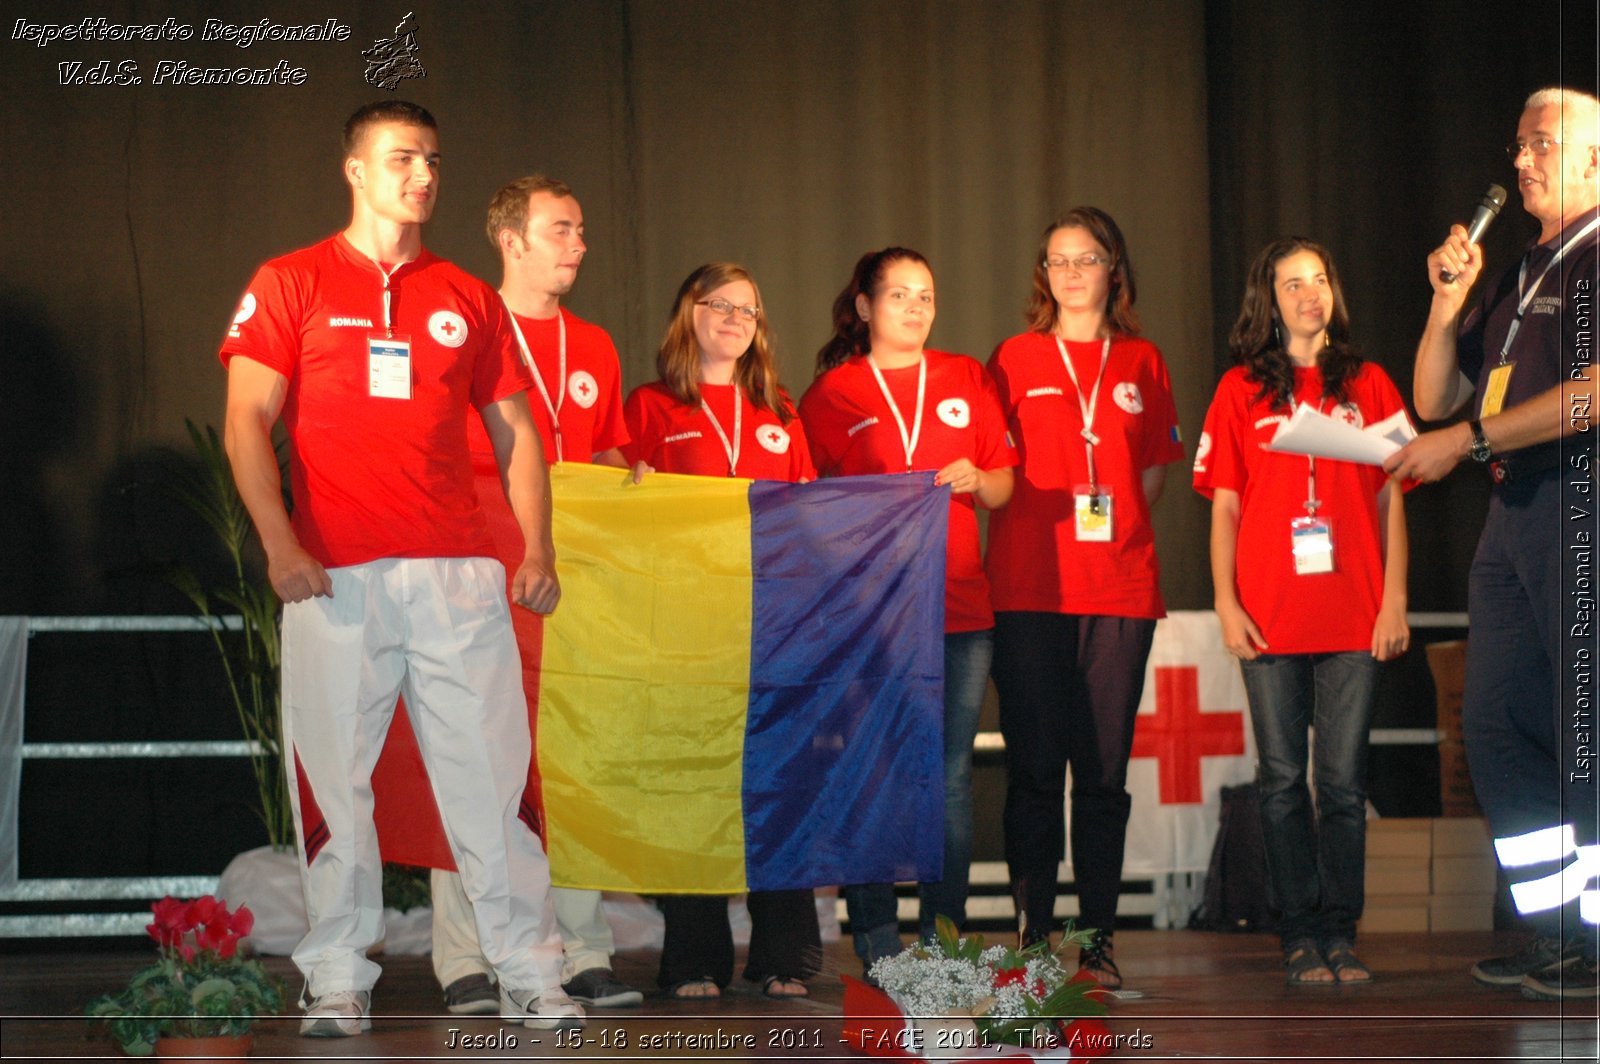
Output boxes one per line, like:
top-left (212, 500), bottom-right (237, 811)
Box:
top-left (281, 557), bottom-right (563, 996)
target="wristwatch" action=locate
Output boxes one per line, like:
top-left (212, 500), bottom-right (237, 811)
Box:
top-left (1467, 419), bottom-right (1493, 463)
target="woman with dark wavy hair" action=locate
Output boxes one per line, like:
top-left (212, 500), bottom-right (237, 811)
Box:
top-left (622, 262), bottom-right (820, 999)
top-left (1194, 237), bottom-right (1412, 986)
top-left (801, 247), bottom-right (1016, 974)
top-left (985, 208), bottom-right (1184, 989)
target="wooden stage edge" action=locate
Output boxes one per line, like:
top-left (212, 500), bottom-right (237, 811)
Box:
top-left (1, 929), bottom-right (1596, 1062)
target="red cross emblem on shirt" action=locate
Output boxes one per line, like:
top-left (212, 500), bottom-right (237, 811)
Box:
top-left (576, 380), bottom-right (592, 398)
top-left (438, 320), bottom-right (458, 337)
top-left (763, 429), bottom-right (781, 443)
top-left (1129, 665), bottom-right (1246, 804)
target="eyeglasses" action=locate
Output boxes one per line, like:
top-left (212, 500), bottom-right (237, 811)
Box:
top-left (696, 298), bottom-right (761, 322)
top-left (1506, 137), bottom-right (1562, 160)
top-left (1043, 254), bottom-right (1110, 271)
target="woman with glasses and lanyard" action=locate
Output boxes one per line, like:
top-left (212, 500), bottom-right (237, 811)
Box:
top-left (985, 209), bottom-right (1183, 989)
top-left (622, 262), bottom-right (820, 999)
top-left (1195, 237), bottom-right (1411, 986)
top-left (799, 247), bottom-right (1015, 974)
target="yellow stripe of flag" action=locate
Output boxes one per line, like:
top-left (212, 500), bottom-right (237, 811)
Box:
top-left (538, 464), bottom-right (754, 892)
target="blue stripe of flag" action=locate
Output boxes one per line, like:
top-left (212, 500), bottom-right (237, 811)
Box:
top-left (741, 473), bottom-right (947, 892)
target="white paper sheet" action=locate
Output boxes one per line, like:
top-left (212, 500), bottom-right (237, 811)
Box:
top-left (1266, 404), bottom-right (1417, 466)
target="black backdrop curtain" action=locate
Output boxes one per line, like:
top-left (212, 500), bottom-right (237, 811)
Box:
top-left (2, 0), bottom-right (1594, 615)
top-left (1208, 0), bottom-right (1599, 608)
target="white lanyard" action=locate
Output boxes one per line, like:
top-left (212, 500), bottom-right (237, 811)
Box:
top-left (505, 306), bottom-right (567, 462)
top-left (1302, 397), bottom-right (1330, 515)
top-left (867, 354), bottom-right (926, 471)
top-left (1054, 335), bottom-right (1111, 493)
top-left (699, 386), bottom-right (742, 476)
top-left (1500, 216), bottom-right (1600, 362)
top-left (379, 262), bottom-right (405, 337)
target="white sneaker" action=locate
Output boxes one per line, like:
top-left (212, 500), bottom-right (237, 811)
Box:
top-left (499, 984), bottom-right (585, 1031)
top-left (299, 988), bottom-right (372, 1037)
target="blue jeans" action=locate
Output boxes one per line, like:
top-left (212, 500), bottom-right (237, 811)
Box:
top-left (1240, 651), bottom-right (1377, 945)
top-left (846, 629), bottom-right (992, 964)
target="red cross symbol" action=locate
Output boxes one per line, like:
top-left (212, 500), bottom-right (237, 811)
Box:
top-left (577, 380), bottom-right (592, 397)
top-left (763, 429), bottom-right (781, 443)
top-left (438, 319), bottom-right (458, 336)
top-left (943, 403), bottom-right (961, 418)
top-left (1129, 665), bottom-right (1246, 804)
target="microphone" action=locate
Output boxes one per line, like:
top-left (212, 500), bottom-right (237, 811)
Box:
top-left (1440, 184), bottom-right (1507, 283)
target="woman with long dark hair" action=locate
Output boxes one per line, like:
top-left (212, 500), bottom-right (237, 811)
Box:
top-left (623, 262), bottom-right (820, 998)
top-left (800, 247), bottom-right (1015, 972)
top-left (1194, 237), bottom-right (1411, 985)
top-left (985, 208), bottom-right (1184, 989)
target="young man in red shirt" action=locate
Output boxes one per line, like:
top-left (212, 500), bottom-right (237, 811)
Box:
top-left (428, 175), bottom-right (640, 1014)
top-left (220, 101), bottom-right (581, 1036)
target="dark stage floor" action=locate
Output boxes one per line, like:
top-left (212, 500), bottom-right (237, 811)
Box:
top-left (1, 930), bottom-right (1596, 1062)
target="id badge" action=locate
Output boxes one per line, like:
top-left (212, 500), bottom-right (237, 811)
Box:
top-left (1074, 486), bottom-right (1113, 542)
top-left (369, 333), bottom-right (412, 399)
top-left (1290, 515), bottom-right (1334, 575)
top-left (1481, 362), bottom-right (1515, 417)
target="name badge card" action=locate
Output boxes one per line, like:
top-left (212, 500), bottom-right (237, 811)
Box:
top-left (1074, 486), bottom-right (1113, 542)
top-left (1290, 515), bottom-right (1334, 575)
top-left (369, 334), bottom-right (412, 399)
top-left (1481, 362), bottom-right (1515, 418)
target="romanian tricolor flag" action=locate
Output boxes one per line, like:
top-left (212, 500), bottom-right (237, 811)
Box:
top-left (375, 464), bottom-right (948, 894)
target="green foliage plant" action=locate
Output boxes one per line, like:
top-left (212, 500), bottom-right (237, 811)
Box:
top-left (164, 420), bottom-right (291, 850)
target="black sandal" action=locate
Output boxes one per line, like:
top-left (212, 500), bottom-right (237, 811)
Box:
top-left (1078, 930), bottom-right (1122, 990)
top-left (760, 975), bottom-right (808, 998)
top-left (668, 977), bottom-right (720, 999)
top-left (1322, 940), bottom-right (1372, 983)
top-left (1284, 940), bottom-right (1335, 985)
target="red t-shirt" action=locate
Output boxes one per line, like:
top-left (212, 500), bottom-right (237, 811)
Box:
top-left (799, 351), bottom-right (1016, 633)
top-left (1192, 362), bottom-right (1410, 654)
top-left (466, 306), bottom-right (630, 475)
top-left (986, 332), bottom-right (1183, 618)
top-left (622, 381), bottom-right (815, 484)
top-left (218, 233), bottom-right (532, 568)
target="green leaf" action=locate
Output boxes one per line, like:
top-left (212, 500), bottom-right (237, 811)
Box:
top-left (158, 421), bottom-right (291, 848)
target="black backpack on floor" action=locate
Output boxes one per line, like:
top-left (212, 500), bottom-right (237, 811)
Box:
top-left (1189, 780), bottom-right (1279, 932)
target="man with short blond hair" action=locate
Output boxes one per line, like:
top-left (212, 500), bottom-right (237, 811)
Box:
top-left (1388, 86), bottom-right (1600, 1000)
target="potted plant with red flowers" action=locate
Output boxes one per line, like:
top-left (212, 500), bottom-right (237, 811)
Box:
top-left (88, 895), bottom-right (284, 1058)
